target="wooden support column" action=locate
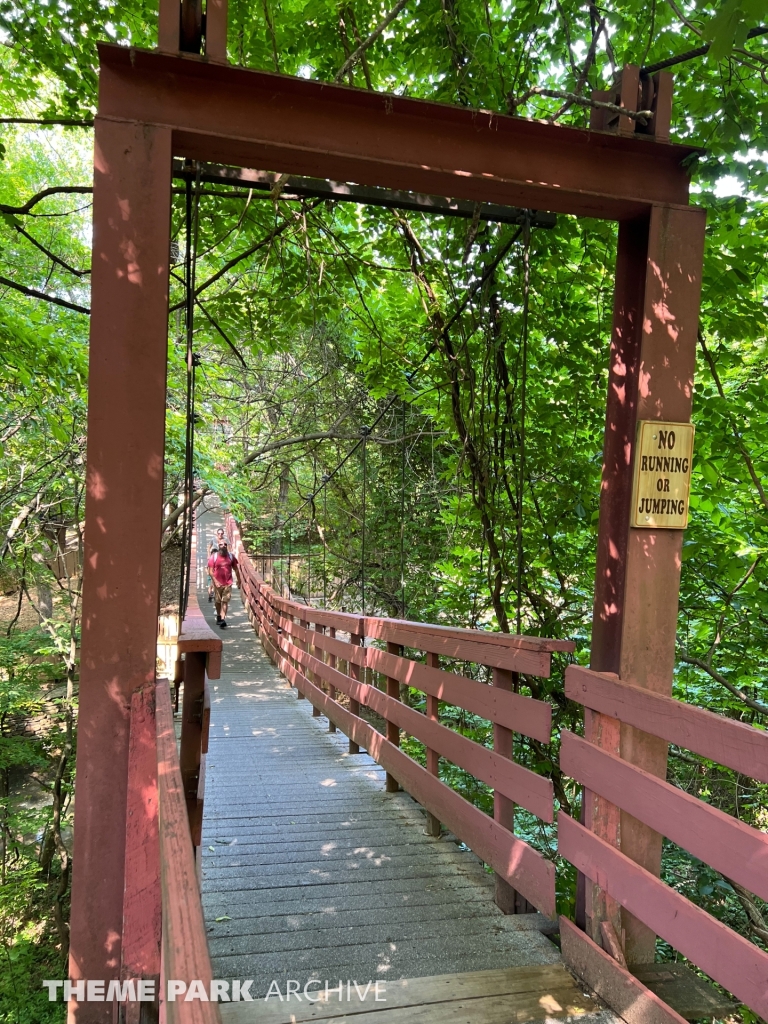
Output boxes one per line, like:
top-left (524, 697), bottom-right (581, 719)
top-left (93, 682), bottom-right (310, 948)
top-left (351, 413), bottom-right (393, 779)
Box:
top-left (312, 624), bottom-right (323, 717)
top-left (588, 205), bottom-right (706, 963)
top-left (384, 642), bottom-right (402, 792)
top-left (492, 667), bottom-right (533, 913)
top-left (424, 652), bottom-right (441, 836)
top-left (348, 632), bottom-right (363, 754)
top-left (297, 617), bottom-right (308, 697)
top-left (68, 119), bottom-right (171, 1024)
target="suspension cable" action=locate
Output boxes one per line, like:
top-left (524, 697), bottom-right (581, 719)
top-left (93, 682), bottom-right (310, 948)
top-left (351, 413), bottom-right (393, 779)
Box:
top-left (322, 475), bottom-right (328, 609)
top-left (516, 213), bottom-right (531, 636)
top-left (178, 163), bottom-right (202, 623)
top-left (361, 426), bottom-right (370, 615)
top-left (400, 398), bottom-right (407, 618)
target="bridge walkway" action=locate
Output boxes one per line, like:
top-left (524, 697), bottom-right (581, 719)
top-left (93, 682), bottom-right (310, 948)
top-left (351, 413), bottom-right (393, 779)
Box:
top-left (195, 509), bottom-right (608, 1022)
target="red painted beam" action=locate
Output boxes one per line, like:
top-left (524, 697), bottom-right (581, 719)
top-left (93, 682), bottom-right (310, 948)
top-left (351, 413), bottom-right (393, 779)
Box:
top-left (96, 44), bottom-right (697, 221)
top-left (561, 730), bottom-right (768, 901)
top-left (566, 665), bottom-right (768, 783)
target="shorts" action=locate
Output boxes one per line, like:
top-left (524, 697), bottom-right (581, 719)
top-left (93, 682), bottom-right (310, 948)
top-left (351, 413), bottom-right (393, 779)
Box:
top-left (213, 583), bottom-right (232, 605)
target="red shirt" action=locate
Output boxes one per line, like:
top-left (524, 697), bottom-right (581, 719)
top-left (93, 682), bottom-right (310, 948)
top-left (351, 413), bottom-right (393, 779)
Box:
top-left (208, 551), bottom-right (238, 587)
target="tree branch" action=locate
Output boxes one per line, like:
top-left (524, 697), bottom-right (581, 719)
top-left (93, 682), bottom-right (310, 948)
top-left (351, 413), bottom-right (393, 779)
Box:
top-left (698, 329), bottom-right (768, 513)
top-left (508, 86), bottom-right (653, 124)
top-left (0, 117), bottom-right (93, 127)
top-left (334, 0), bottom-right (410, 83)
top-left (168, 207), bottom-right (318, 312)
top-left (0, 186), bottom-right (92, 216)
top-left (14, 224), bottom-right (90, 277)
top-left (678, 652), bottom-right (768, 715)
top-left (0, 274), bottom-right (90, 314)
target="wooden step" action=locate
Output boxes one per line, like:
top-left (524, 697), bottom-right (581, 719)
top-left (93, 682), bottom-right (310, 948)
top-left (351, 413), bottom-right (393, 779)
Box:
top-left (631, 963), bottom-right (738, 1021)
top-left (220, 963), bottom-right (600, 1024)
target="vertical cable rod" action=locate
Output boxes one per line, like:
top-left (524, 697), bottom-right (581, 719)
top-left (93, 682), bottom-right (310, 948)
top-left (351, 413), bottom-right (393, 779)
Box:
top-left (361, 427), bottom-right (369, 615)
top-left (516, 213), bottom-right (531, 636)
top-left (322, 476), bottom-right (328, 609)
top-left (400, 399), bottom-right (407, 618)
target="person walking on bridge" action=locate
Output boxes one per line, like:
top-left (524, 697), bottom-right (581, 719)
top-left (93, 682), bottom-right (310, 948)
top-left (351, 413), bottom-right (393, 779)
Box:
top-left (208, 539), bottom-right (241, 628)
top-left (208, 528), bottom-right (225, 601)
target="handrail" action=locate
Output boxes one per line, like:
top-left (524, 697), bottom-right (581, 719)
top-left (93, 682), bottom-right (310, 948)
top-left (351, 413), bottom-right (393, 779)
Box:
top-left (561, 665), bottom-right (768, 1021)
top-left (156, 678), bottom-right (222, 1024)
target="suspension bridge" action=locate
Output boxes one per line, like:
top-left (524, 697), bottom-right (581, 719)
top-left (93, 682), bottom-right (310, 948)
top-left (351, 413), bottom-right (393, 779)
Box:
top-left (68, 5), bottom-right (768, 1022)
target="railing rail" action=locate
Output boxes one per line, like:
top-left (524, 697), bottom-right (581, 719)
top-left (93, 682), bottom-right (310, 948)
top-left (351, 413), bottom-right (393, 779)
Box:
top-left (226, 511), bottom-right (768, 1024)
top-left (560, 664), bottom-right (768, 1022)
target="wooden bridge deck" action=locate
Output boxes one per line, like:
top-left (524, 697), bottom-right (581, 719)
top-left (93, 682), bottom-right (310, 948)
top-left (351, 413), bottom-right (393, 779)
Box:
top-left (196, 511), bottom-right (609, 1021)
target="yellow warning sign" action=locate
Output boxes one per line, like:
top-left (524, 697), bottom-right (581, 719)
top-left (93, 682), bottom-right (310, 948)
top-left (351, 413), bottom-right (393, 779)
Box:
top-left (631, 421), bottom-right (695, 529)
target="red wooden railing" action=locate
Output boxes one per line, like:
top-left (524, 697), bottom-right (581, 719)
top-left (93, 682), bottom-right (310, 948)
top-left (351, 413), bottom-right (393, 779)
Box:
top-left (225, 514), bottom-right (573, 919)
top-left (225, 513), bottom-right (768, 1023)
top-left (558, 664), bottom-right (768, 1023)
top-left (121, 528), bottom-right (222, 1023)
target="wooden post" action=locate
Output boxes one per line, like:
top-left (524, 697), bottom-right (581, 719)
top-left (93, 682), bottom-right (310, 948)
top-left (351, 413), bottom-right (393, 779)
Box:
top-left (348, 632), bottom-right (363, 754)
top-left (588, 205), bottom-right (706, 962)
top-left (179, 652), bottom-right (206, 853)
top-left (68, 119), bottom-right (171, 1024)
top-left (424, 652), bottom-right (441, 836)
top-left (311, 623), bottom-right (323, 717)
top-left (327, 627), bottom-right (337, 733)
top-left (297, 617), bottom-right (308, 698)
top-left (384, 642), bottom-right (402, 792)
top-left (492, 667), bottom-right (532, 913)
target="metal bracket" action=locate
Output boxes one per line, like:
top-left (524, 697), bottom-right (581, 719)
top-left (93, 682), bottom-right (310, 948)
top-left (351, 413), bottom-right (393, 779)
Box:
top-left (181, 769), bottom-right (200, 801)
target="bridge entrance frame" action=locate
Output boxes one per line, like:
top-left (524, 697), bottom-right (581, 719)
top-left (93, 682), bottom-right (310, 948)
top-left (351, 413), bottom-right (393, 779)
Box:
top-left (71, 5), bottom-right (706, 1019)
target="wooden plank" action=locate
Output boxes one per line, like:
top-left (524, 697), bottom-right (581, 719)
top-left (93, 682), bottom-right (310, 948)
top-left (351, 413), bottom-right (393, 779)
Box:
top-left (156, 679), bottom-right (221, 1024)
top-left (364, 682), bottom-right (553, 821)
top-left (558, 812), bottom-right (768, 1018)
top-left (365, 616), bottom-right (575, 653)
top-left (179, 592), bottom-right (224, 655)
top-left (559, 917), bottom-right (687, 1024)
top-left (565, 665), bottom-right (768, 783)
top-left (367, 647), bottom-right (551, 742)
top-left (561, 730), bottom-right (768, 901)
top-left (277, 615), bottom-right (367, 667)
top-left (631, 963), bottom-right (739, 1020)
top-left (364, 619), bottom-right (553, 676)
top-left (220, 964), bottom-right (596, 1024)
top-left (274, 652), bottom-right (556, 917)
top-left (348, 631), bottom-right (364, 756)
top-left (280, 635), bottom-right (553, 819)
top-left (122, 683), bottom-right (161, 982)
top-left (268, 591), bottom-right (364, 634)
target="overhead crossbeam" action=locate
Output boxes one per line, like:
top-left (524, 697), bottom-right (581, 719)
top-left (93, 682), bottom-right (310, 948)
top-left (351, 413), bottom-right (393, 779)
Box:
top-left (98, 44), bottom-right (698, 221)
top-left (171, 159), bottom-right (557, 227)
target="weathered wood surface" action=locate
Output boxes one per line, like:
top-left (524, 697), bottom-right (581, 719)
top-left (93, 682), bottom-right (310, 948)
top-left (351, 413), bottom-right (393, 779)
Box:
top-left (561, 730), bottom-right (768, 901)
top-left (268, 632), bottom-right (557, 917)
top-left (559, 918), bottom-right (687, 1024)
top-left (219, 964), bottom-right (598, 1023)
top-left (565, 665), bottom-right (768, 783)
top-left (122, 683), bottom-right (161, 979)
top-left (197, 511), bottom-right (565, 996)
top-left (276, 630), bottom-right (553, 820)
top-left (366, 647), bottom-right (552, 742)
top-left (558, 812), bottom-right (768, 1019)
